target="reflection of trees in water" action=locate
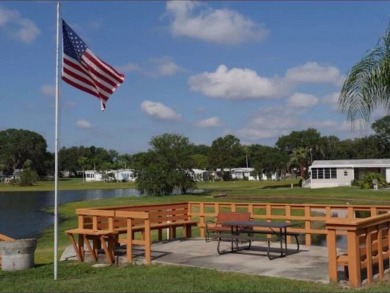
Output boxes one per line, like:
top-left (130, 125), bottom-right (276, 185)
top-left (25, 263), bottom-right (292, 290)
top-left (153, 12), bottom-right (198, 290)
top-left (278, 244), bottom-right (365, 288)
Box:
top-left (355, 210), bottom-right (371, 218)
top-left (310, 208), bottom-right (349, 248)
top-left (313, 209), bottom-right (371, 248)
top-left (314, 234), bottom-right (346, 249)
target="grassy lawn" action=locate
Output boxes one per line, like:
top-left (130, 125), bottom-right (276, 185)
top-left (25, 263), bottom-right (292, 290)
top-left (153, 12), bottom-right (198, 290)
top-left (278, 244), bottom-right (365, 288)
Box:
top-left (2, 179), bottom-right (390, 292)
top-left (0, 178), bottom-right (137, 192)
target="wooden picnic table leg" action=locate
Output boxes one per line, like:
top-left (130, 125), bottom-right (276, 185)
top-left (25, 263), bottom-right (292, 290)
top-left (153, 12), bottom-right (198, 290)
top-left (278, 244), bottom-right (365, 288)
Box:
top-left (84, 235), bottom-right (98, 261)
top-left (92, 235), bottom-right (101, 258)
top-left (100, 234), bottom-right (115, 264)
top-left (67, 233), bottom-right (83, 262)
top-left (78, 234), bottom-right (85, 261)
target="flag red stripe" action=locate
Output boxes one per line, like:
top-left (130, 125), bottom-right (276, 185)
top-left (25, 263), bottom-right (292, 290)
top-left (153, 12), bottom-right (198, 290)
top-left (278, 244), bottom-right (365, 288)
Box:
top-left (79, 58), bottom-right (119, 93)
top-left (63, 56), bottom-right (111, 100)
top-left (84, 50), bottom-right (124, 83)
top-left (62, 68), bottom-right (108, 101)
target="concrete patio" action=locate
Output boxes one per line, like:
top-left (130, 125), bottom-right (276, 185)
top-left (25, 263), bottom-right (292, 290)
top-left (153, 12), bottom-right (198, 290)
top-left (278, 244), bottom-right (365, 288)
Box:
top-left (61, 237), bottom-right (344, 285)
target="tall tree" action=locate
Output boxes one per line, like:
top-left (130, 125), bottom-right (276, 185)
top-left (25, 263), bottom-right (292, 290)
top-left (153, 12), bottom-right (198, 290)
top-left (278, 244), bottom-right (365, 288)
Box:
top-left (0, 129), bottom-right (49, 176)
top-left (338, 23), bottom-right (390, 123)
top-left (208, 135), bottom-right (243, 178)
top-left (288, 147), bottom-right (310, 180)
top-left (276, 128), bottom-right (322, 155)
top-left (249, 144), bottom-right (288, 179)
top-left (371, 115), bottom-right (390, 157)
top-left (134, 133), bottom-right (196, 196)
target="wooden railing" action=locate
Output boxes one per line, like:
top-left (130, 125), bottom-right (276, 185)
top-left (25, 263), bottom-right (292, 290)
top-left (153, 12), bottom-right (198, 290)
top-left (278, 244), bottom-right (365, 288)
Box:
top-left (327, 213), bottom-right (390, 288)
top-left (188, 201), bottom-right (390, 246)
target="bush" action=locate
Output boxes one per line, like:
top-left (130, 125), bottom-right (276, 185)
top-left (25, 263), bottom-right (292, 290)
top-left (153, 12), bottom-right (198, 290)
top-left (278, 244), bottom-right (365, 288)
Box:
top-left (20, 169), bottom-right (38, 186)
top-left (358, 172), bottom-right (386, 189)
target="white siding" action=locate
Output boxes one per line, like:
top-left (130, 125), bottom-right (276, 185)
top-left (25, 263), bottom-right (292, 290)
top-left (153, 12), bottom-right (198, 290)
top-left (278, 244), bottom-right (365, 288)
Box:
top-left (310, 167), bottom-right (354, 188)
top-left (386, 168), bottom-right (390, 183)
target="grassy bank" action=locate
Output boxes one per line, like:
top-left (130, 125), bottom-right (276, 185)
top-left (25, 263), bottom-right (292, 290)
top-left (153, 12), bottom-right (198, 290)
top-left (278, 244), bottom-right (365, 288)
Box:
top-left (2, 179), bottom-right (390, 292)
top-left (0, 178), bottom-right (137, 192)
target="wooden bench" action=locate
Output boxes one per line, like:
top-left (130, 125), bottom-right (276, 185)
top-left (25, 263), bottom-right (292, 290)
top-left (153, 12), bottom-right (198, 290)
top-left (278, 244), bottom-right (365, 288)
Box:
top-left (114, 207), bottom-right (198, 242)
top-left (66, 203), bottom-right (198, 265)
top-left (113, 206), bottom-right (198, 264)
top-left (205, 212), bottom-right (251, 242)
top-left (337, 232), bottom-right (390, 281)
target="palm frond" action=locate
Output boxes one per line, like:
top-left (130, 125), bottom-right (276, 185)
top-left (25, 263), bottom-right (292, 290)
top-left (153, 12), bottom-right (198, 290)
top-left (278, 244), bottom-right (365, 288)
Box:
top-left (339, 22), bottom-right (390, 122)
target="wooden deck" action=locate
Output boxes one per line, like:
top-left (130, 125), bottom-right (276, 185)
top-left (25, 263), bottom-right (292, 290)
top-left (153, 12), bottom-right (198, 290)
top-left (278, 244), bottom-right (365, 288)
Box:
top-left (63, 201), bottom-right (390, 288)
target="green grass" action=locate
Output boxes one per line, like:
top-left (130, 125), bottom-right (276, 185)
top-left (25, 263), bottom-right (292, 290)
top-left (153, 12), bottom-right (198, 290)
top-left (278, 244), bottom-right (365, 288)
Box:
top-left (0, 262), bottom-right (348, 292)
top-left (2, 179), bottom-right (390, 292)
top-left (0, 178), bottom-right (137, 192)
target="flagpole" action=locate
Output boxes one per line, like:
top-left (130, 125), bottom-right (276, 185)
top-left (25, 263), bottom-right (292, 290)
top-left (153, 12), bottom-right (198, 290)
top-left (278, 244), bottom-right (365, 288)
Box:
top-left (54, 1), bottom-right (61, 280)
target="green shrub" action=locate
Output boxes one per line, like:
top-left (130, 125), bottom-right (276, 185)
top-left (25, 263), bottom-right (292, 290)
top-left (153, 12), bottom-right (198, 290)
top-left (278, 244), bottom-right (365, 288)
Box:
top-left (20, 169), bottom-right (38, 186)
top-left (358, 172), bottom-right (385, 189)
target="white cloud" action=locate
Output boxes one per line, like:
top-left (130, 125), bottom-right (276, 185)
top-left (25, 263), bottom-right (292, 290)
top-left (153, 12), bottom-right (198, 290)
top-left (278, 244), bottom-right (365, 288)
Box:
top-left (285, 62), bottom-right (342, 86)
top-left (287, 92), bottom-right (319, 108)
top-left (196, 116), bottom-right (222, 127)
top-left (189, 64), bottom-right (285, 100)
top-left (0, 6), bottom-right (40, 43)
top-left (150, 57), bottom-right (185, 76)
top-left (235, 107), bottom-right (300, 141)
top-left (141, 100), bottom-right (181, 120)
top-left (322, 92), bottom-right (340, 111)
top-left (76, 119), bottom-right (92, 129)
top-left (40, 84), bottom-right (55, 97)
top-left (117, 62), bottom-right (139, 73)
top-left (121, 57), bottom-right (185, 77)
top-left (166, 1), bottom-right (268, 45)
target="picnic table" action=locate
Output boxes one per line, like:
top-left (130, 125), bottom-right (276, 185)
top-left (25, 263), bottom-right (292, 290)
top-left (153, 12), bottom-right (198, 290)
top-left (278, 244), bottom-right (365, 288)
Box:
top-left (217, 220), bottom-right (300, 259)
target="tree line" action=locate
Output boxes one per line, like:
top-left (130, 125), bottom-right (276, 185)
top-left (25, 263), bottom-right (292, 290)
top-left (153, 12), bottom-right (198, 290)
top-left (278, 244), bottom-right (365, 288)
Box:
top-left (1, 115), bottom-right (390, 191)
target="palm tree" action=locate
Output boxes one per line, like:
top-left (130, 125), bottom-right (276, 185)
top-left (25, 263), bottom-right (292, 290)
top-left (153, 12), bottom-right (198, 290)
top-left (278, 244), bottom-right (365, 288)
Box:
top-left (338, 23), bottom-right (390, 123)
top-left (288, 147), bottom-right (310, 180)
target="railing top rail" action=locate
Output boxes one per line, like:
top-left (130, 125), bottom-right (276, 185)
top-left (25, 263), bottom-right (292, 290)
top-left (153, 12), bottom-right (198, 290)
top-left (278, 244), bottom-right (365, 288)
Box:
top-left (326, 212), bottom-right (390, 231)
top-left (75, 209), bottom-right (115, 216)
top-left (115, 210), bottom-right (149, 219)
top-left (77, 202), bottom-right (189, 212)
top-left (187, 201), bottom-right (390, 209)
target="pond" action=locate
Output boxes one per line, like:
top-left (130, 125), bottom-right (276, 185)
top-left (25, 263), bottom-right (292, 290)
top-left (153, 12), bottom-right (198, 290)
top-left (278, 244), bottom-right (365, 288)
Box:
top-left (0, 189), bottom-right (140, 239)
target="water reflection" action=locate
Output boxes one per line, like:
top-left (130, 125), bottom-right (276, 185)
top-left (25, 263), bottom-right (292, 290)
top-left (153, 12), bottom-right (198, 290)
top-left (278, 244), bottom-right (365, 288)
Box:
top-left (0, 189), bottom-right (140, 239)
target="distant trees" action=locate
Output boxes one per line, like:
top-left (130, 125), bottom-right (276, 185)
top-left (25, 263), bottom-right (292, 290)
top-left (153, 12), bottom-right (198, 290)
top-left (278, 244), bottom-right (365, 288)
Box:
top-left (3, 118), bottom-right (390, 191)
top-left (371, 115), bottom-right (390, 158)
top-left (59, 146), bottom-right (120, 176)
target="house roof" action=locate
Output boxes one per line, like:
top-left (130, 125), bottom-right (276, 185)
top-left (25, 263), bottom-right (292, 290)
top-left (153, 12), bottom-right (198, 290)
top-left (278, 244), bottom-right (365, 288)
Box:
top-left (310, 159), bottom-right (390, 168)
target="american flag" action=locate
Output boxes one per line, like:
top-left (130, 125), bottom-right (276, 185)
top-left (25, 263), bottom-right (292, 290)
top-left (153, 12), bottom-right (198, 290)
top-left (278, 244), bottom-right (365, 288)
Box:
top-left (62, 19), bottom-right (125, 110)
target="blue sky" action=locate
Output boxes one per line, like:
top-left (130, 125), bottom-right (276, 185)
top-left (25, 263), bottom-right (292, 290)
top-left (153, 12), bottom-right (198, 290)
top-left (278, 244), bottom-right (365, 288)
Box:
top-left (1, 1), bottom-right (390, 155)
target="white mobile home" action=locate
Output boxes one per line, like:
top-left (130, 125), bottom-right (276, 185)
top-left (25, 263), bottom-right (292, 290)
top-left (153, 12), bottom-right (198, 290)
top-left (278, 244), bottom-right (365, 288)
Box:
top-left (84, 170), bottom-right (103, 182)
top-left (84, 169), bottom-right (136, 182)
top-left (307, 159), bottom-right (390, 189)
top-left (230, 168), bottom-right (254, 180)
